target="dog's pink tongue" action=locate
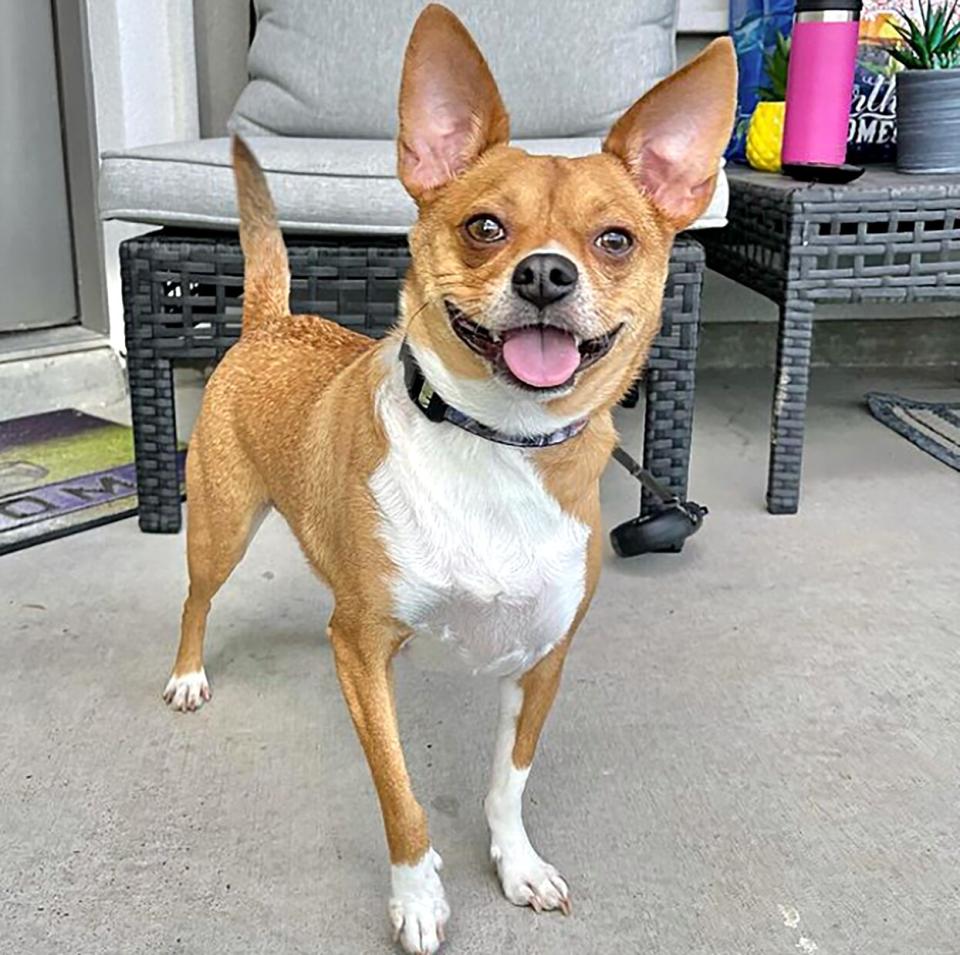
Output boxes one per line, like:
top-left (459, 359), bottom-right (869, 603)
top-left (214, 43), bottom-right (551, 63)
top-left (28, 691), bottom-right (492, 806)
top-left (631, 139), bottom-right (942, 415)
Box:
top-left (501, 326), bottom-right (580, 388)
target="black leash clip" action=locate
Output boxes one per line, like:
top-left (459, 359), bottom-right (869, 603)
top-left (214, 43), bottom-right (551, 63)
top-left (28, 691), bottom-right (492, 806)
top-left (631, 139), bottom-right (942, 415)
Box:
top-left (609, 446), bottom-right (708, 557)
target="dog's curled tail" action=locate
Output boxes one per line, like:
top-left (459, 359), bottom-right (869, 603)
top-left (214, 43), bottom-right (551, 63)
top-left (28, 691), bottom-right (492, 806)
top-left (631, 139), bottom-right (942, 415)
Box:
top-left (231, 135), bottom-right (289, 332)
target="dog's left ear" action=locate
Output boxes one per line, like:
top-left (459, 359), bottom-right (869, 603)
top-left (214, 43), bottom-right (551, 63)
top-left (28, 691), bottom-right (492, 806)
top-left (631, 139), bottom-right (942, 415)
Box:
top-left (397, 3), bottom-right (510, 200)
top-left (603, 38), bottom-right (737, 230)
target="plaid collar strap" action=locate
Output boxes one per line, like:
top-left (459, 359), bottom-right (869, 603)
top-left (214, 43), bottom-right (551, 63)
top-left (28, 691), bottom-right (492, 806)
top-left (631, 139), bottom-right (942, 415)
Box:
top-left (399, 340), bottom-right (587, 449)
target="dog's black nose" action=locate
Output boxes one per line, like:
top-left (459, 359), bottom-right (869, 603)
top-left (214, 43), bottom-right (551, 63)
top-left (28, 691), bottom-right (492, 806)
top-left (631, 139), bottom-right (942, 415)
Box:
top-left (511, 253), bottom-right (578, 308)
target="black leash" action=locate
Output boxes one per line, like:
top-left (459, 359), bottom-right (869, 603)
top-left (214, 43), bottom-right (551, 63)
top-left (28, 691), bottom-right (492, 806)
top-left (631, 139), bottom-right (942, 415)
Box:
top-left (611, 445), bottom-right (680, 504)
top-left (608, 444), bottom-right (708, 557)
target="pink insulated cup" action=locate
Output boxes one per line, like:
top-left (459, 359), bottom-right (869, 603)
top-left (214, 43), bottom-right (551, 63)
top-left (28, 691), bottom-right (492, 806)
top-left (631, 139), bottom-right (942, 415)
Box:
top-left (782, 0), bottom-right (863, 181)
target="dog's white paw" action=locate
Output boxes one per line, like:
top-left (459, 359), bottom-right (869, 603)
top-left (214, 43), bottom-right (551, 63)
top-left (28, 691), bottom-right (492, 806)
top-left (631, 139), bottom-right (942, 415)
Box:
top-left (162, 669), bottom-right (210, 712)
top-left (389, 848), bottom-right (450, 954)
top-left (491, 842), bottom-right (571, 915)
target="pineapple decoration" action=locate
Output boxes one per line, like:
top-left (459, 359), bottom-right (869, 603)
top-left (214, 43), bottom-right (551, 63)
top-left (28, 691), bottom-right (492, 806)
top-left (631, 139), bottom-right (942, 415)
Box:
top-left (747, 32), bottom-right (791, 173)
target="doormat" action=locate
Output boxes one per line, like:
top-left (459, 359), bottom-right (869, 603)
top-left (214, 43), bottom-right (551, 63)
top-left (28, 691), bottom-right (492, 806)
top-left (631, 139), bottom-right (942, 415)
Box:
top-left (0, 409), bottom-right (185, 556)
top-left (865, 392), bottom-right (960, 472)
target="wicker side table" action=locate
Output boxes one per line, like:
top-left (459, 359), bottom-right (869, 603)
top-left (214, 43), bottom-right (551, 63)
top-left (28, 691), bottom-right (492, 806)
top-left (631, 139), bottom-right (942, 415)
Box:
top-left (702, 166), bottom-right (960, 514)
top-left (121, 231), bottom-right (705, 534)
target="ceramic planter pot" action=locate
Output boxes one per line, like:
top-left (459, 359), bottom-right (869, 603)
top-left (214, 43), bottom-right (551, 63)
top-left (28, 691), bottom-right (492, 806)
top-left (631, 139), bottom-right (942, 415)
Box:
top-left (896, 68), bottom-right (960, 174)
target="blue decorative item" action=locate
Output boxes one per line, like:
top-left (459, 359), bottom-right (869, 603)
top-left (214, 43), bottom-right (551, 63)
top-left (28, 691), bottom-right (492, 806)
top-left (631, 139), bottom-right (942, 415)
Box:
top-left (727, 0), bottom-right (796, 162)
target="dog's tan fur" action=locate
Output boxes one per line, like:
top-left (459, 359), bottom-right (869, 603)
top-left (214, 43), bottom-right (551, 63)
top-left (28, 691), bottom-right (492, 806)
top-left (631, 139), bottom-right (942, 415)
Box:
top-left (166, 4), bottom-right (735, 941)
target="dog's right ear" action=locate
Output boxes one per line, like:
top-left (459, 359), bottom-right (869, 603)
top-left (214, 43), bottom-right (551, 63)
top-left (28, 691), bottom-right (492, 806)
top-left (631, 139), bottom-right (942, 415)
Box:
top-left (603, 38), bottom-right (737, 231)
top-left (397, 4), bottom-right (509, 200)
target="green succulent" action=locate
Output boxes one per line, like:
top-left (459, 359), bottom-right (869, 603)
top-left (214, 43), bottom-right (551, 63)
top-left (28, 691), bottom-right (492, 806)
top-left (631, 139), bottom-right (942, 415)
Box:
top-left (889, 0), bottom-right (960, 69)
top-left (758, 32), bottom-right (791, 101)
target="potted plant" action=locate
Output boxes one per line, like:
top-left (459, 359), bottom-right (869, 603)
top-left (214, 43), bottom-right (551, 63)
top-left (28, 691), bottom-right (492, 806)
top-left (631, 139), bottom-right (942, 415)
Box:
top-left (891, 0), bottom-right (960, 172)
top-left (746, 32), bottom-right (790, 173)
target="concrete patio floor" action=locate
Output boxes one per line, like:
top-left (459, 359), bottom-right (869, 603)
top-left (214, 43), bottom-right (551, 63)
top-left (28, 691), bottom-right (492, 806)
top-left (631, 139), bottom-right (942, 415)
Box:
top-left (2, 366), bottom-right (958, 954)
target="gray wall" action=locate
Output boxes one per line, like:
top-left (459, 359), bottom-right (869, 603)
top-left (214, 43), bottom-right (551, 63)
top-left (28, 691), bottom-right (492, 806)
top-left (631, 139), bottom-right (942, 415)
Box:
top-left (0, 0), bottom-right (77, 331)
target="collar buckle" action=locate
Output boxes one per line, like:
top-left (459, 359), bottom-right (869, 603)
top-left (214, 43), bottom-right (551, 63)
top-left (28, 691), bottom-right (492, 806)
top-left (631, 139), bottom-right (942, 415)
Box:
top-left (414, 375), bottom-right (447, 423)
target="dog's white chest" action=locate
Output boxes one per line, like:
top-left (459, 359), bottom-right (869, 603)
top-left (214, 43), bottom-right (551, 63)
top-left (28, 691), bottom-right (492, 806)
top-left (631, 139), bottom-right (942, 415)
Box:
top-left (370, 376), bottom-right (589, 677)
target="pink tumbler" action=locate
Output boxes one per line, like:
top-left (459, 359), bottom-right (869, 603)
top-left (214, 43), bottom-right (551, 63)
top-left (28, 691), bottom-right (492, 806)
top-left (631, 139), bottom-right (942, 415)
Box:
top-left (782, 0), bottom-right (863, 182)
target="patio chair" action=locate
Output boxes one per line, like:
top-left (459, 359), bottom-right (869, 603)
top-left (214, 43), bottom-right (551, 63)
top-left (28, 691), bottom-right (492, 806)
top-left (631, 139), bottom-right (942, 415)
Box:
top-left (99, 0), bottom-right (729, 534)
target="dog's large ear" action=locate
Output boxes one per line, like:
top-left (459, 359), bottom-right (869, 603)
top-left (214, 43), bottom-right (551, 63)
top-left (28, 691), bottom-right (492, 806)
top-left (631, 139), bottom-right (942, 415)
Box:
top-left (603, 38), bottom-right (737, 231)
top-left (397, 4), bottom-right (509, 200)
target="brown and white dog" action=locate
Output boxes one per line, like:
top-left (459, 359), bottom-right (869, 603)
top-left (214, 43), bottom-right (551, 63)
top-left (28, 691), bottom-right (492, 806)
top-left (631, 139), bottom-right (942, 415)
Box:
top-left (162, 6), bottom-right (735, 952)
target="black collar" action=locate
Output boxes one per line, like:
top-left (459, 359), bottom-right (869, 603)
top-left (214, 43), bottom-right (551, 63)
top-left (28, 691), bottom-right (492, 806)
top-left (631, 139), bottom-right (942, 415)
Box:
top-left (399, 341), bottom-right (587, 448)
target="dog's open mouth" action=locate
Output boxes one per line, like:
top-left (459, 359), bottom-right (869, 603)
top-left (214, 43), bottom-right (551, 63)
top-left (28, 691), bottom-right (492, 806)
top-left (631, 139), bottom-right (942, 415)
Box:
top-left (446, 302), bottom-right (622, 391)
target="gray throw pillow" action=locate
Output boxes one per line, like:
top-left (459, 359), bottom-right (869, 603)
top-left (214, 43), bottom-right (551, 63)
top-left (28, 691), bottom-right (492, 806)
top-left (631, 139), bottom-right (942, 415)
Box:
top-left (230, 0), bottom-right (677, 140)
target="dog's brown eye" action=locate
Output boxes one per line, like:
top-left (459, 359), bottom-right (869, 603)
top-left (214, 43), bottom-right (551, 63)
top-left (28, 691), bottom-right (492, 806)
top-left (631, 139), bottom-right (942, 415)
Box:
top-left (465, 214), bottom-right (506, 243)
top-left (596, 229), bottom-right (633, 255)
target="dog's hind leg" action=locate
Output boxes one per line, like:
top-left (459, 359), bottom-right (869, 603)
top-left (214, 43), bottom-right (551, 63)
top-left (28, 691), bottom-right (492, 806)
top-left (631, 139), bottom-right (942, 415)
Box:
top-left (164, 432), bottom-right (267, 712)
top-left (329, 613), bottom-right (449, 955)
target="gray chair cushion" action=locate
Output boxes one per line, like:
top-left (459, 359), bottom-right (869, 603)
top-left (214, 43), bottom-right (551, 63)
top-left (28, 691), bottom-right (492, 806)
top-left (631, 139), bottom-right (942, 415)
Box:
top-left (99, 137), bottom-right (729, 234)
top-left (230, 0), bottom-right (677, 139)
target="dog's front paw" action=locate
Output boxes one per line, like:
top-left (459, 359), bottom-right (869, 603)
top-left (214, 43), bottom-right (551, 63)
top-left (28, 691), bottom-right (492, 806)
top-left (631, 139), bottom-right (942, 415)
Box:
top-left (389, 847), bottom-right (450, 954)
top-left (162, 669), bottom-right (210, 712)
top-left (491, 842), bottom-right (571, 915)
